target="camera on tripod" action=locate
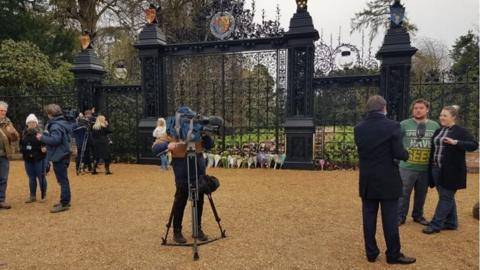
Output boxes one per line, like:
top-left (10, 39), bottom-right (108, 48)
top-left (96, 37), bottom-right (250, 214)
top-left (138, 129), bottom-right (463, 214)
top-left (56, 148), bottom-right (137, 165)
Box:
top-left (165, 106), bottom-right (223, 142)
top-left (62, 108), bottom-right (79, 122)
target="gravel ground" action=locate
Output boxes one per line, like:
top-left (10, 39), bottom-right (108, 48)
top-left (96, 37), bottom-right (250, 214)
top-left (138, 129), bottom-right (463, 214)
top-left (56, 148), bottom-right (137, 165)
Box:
top-left (0, 161), bottom-right (478, 270)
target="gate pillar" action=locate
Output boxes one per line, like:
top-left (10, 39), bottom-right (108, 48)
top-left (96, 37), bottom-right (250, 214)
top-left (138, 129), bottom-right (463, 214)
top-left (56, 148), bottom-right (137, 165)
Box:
top-left (71, 45), bottom-right (105, 113)
top-left (376, 0), bottom-right (417, 121)
top-left (134, 10), bottom-right (168, 163)
top-left (283, 1), bottom-right (319, 169)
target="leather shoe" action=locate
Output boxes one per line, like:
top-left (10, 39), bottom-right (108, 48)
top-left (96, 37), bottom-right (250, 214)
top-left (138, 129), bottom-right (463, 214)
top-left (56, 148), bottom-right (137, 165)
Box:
top-left (387, 254), bottom-right (416, 265)
top-left (422, 226), bottom-right (440, 234)
top-left (367, 256), bottom-right (378, 263)
top-left (413, 217), bottom-right (429, 226)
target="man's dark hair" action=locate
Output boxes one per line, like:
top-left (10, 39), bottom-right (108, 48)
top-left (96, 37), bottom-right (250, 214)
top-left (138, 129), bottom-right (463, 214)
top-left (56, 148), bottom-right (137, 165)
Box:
top-left (411, 99), bottom-right (430, 110)
top-left (365, 95), bottom-right (386, 112)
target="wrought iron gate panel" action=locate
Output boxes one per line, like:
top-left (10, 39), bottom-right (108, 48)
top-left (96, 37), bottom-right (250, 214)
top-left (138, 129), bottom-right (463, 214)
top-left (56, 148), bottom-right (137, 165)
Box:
top-left (165, 50), bottom-right (287, 152)
top-left (313, 75), bottom-right (380, 169)
top-left (410, 71), bottom-right (479, 139)
top-left (0, 92), bottom-right (77, 132)
top-left (95, 85), bottom-right (142, 162)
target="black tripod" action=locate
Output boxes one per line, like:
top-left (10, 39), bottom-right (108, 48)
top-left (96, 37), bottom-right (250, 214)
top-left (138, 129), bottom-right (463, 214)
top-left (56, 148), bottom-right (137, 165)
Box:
top-left (75, 124), bottom-right (91, 175)
top-left (161, 142), bottom-right (226, 261)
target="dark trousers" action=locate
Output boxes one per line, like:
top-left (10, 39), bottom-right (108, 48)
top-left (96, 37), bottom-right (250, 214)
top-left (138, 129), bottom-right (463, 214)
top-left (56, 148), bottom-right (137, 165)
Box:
top-left (24, 159), bottom-right (47, 197)
top-left (53, 158), bottom-right (71, 206)
top-left (362, 198), bottom-right (401, 260)
top-left (172, 184), bottom-right (204, 230)
top-left (0, 157), bottom-right (9, 202)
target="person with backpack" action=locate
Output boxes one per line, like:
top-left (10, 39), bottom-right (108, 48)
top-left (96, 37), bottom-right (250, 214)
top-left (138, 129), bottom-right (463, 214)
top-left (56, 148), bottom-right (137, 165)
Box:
top-left (36, 104), bottom-right (72, 213)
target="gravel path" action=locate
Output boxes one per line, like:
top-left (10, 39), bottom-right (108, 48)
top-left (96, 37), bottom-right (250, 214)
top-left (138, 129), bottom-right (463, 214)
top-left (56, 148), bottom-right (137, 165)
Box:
top-left (0, 161), bottom-right (478, 269)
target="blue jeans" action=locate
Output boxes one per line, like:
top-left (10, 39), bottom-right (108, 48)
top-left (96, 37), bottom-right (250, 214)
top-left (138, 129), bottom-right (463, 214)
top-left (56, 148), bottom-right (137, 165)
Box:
top-left (53, 158), bottom-right (71, 206)
top-left (160, 154), bottom-right (168, 170)
top-left (398, 168), bottom-right (428, 222)
top-left (0, 157), bottom-right (9, 202)
top-left (24, 159), bottom-right (48, 198)
top-left (429, 167), bottom-right (458, 230)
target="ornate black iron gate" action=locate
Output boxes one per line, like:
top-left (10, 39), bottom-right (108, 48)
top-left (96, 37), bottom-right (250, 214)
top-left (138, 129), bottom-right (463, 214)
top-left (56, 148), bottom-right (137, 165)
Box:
top-left (70, 1), bottom-right (418, 169)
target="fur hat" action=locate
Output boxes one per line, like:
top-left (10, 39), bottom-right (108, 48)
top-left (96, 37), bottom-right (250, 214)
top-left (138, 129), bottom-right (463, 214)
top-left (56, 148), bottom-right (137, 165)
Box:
top-left (26, 113), bottom-right (39, 124)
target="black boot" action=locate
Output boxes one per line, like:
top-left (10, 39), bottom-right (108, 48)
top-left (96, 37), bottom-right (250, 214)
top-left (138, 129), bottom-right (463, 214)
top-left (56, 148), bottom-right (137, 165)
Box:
top-left (105, 163), bottom-right (112, 175)
top-left (173, 228), bottom-right (187, 243)
top-left (92, 161), bottom-right (98, 175)
top-left (196, 228), bottom-right (209, 241)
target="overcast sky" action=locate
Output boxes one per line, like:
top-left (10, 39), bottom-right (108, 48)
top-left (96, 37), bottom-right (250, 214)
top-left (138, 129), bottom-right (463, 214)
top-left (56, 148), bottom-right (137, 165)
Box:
top-left (247, 0), bottom-right (479, 51)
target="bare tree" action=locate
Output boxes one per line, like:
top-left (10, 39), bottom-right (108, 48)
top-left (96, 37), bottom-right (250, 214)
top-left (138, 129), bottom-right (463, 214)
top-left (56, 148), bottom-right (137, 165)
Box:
top-left (351, 0), bottom-right (417, 43)
top-left (411, 37), bottom-right (451, 80)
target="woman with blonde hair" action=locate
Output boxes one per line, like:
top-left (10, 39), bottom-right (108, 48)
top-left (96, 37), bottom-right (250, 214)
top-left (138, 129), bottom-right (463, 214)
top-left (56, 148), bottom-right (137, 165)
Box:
top-left (91, 115), bottom-right (113, 175)
top-left (423, 105), bottom-right (478, 234)
top-left (153, 117), bottom-right (169, 170)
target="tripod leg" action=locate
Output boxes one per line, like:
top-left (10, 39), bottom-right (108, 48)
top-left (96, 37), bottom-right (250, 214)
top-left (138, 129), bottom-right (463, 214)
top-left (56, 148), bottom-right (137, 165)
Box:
top-left (191, 189), bottom-right (199, 260)
top-left (161, 200), bottom-right (175, 245)
top-left (77, 130), bottom-right (88, 175)
top-left (207, 193), bottom-right (226, 238)
top-left (187, 150), bottom-right (200, 260)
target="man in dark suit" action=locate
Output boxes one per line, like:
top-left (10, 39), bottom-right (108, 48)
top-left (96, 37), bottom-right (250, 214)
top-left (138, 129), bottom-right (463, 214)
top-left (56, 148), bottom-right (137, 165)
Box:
top-left (354, 95), bottom-right (416, 265)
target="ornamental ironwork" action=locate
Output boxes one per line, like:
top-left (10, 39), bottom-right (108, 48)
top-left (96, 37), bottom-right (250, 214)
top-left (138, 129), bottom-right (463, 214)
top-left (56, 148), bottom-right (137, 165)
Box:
top-left (314, 41), bottom-right (379, 76)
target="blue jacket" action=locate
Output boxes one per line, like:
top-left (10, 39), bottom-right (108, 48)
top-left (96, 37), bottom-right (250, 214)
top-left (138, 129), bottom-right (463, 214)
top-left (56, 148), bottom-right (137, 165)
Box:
top-left (41, 116), bottom-right (72, 162)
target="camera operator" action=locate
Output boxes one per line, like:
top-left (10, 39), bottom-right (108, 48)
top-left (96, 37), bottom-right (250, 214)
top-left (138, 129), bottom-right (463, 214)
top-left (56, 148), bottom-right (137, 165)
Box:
top-left (153, 132), bottom-right (214, 243)
top-left (36, 104), bottom-right (72, 213)
top-left (72, 109), bottom-right (95, 173)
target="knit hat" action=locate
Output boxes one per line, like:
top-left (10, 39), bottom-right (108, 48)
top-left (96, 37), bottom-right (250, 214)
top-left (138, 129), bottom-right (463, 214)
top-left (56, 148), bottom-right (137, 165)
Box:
top-left (26, 113), bottom-right (39, 124)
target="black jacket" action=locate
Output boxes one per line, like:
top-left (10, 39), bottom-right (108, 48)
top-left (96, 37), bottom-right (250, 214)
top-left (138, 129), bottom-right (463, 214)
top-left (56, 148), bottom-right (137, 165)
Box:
top-left (91, 125), bottom-right (113, 160)
top-left (21, 128), bottom-right (46, 161)
top-left (354, 112), bottom-right (409, 199)
top-left (428, 125), bottom-right (478, 190)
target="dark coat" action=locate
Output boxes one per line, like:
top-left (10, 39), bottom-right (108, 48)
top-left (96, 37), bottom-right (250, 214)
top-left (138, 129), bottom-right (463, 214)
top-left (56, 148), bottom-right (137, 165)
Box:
top-left (354, 112), bottom-right (409, 199)
top-left (428, 125), bottom-right (478, 190)
top-left (91, 125), bottom-right (113, 160)
top-left (21, 128), bottom-right (46, 161)
top-left (41, 116), bottom-right (72, 162)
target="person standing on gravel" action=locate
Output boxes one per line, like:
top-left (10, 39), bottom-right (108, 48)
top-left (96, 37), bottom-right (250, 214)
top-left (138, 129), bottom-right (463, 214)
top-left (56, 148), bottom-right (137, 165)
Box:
top-left (354, 95), bottom-right (415, 265)
top-left (0, 101), bottom-right (19, 210)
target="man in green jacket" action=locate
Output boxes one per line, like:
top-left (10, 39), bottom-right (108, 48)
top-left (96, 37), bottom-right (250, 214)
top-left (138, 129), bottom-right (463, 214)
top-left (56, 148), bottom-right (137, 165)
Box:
top-left (398, 99), bottom-right (440, 225)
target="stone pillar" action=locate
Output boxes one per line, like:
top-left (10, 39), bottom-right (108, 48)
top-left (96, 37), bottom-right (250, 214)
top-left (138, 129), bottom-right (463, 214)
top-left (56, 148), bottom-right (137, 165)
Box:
top-left (283, 1), bottom-right (319, 169)
top-left (134, 19), bottom-right (167, 163)
top-left (376, 0), bottom-right (417, 121)
top-left (70, 48), bottom-right (105, 112)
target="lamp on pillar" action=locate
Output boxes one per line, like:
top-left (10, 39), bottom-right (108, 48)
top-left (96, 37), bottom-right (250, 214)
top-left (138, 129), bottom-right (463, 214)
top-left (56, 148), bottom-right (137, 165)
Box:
top-left (376, 0), bottom-right (417, 121)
